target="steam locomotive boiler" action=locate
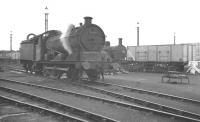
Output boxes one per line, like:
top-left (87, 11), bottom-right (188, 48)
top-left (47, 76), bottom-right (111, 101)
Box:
top-left (20, 17), bottom-right (105, 81)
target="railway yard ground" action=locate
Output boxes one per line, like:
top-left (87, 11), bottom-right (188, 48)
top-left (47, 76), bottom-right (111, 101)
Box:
top-left (105, 72), bottom-right (200, 101)
top-left (0, 64), bottom-right (200, 122)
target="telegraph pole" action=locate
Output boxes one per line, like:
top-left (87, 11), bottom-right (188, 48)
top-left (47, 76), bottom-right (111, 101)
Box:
top-left (10, 31), bottom-right (12, 52)
top-left (45, 6), bottom-right (48, 32)
top-left (137, 22), bottom-right (139, 46)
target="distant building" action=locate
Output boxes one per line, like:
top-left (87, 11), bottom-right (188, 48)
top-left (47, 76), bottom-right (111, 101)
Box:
top-left (0, 50), bottom-right (20, 63)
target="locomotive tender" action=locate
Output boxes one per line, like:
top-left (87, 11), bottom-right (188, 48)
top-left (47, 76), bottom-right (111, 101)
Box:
top-left (20, 17), bottom-right (105, 81)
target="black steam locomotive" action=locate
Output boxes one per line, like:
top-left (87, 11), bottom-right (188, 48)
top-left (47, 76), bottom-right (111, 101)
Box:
top-left (20, 17), bottom-right (105, 81)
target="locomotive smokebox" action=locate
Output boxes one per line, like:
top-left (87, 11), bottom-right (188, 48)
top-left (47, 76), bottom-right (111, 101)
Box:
top-left (84, 16), bottom-right (93, 25)
top-left (118, 38), bottom-right (123, 46)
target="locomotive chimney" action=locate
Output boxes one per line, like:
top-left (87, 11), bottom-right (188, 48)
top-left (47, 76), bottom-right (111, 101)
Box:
top-left (118, 38), bottom-right (123, 46)
top-left (84, 16), bottom-right (93, 25)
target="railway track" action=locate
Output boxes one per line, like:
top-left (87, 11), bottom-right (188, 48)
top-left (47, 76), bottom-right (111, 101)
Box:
top-left (0, 81), bottom-right (118, 122)
top-left (0, 95), bottom-right (88, 122)
top-left (6, 66), bottom-right (200, 105)
top-left (71, 80), bottom-right (200, 119)
top-left (83, 80), bottom-right (200, 106)
top-left (0, 78), bottom-right (200, 122)
top-left (5, 66), bottom-right (26, 73)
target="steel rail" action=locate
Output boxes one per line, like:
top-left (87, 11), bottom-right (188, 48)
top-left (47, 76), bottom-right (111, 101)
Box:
top-left (83, 80), bottom-right (200, 105)
top-left (0, 86), bottom-right (118, 122)
top-left (6, 67), bottom-right (200, 106)
top-left (71, 82), bottom-right (200, 120)
top-left (6, 67), bottom-right (26, 72)
top-left (0, 78), bottom-right (200, 122)
top-left (0, 93), bottom-right (88, 122)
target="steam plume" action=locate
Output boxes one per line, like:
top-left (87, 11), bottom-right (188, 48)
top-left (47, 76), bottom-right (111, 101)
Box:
top-left (60, 24), bottom-right (75, 55)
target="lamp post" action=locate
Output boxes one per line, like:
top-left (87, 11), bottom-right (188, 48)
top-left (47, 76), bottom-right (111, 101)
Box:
top-left (174, 32), bottom-right (176, 45)
top-left (45, 6), bottom-right (48, 33)
top-left (10, 31), bottom-right (12, 52)
top-left (137, 22), bottom-right (139, 46)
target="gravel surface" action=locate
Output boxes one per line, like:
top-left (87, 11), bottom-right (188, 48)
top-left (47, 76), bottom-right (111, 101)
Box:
top-left (4, 73), bottom-right (200, 115)
top-left (2, 70), bottom-right (200, 101)
top-left (104, 72), bottom-right (200, 101)
top-left (0, 104), bottom-right (59, 122)
top-left (1, 70), bottom-right (199, 122)
top-left (0, 77), bottom-right (179, 122)
top-left (91, 84), bottom-right (200, 114)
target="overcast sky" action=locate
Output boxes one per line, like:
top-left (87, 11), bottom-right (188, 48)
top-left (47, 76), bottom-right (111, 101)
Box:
top-left (1, 0), bottom-right (200, 50)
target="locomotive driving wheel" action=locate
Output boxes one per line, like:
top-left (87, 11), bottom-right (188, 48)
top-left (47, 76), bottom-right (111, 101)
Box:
top-left (67, 66), bottom-right (83, 81)
top-left (85, 69), bottom-right (99, 81)
top-left (43, 67), bottom-right (50, 77)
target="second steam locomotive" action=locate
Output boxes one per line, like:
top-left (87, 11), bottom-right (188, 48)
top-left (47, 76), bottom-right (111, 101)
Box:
top-left (20, 17), bottom-right (105, 81)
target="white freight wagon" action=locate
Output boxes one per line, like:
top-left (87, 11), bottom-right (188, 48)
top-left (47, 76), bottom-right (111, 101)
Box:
top-left (127, 43), bottom-right (200, 72)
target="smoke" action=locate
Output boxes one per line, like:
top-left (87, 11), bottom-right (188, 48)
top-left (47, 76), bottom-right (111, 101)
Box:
top-left (60, 24), bottom-right (75, 55)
